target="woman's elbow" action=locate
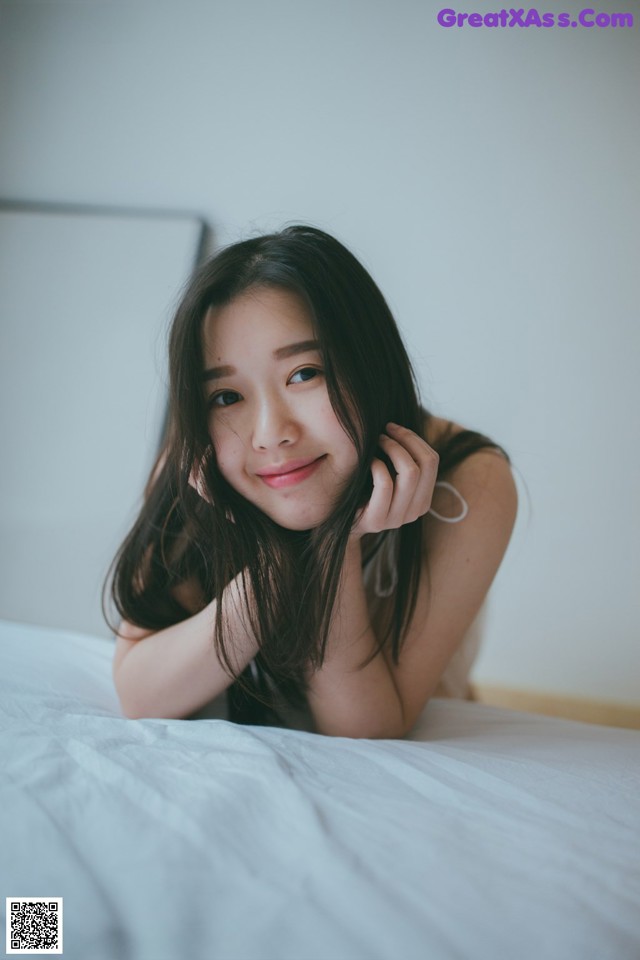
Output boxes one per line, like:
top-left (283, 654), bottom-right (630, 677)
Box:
top-left (315, 716), bottom-right (409, 740)
top-left (113, 677), bottom-right (141, 720)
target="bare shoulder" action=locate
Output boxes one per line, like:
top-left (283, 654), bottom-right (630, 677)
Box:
top-left (423, 413), bottom-right (462, 447)
top-left (422, 413), bottom-right (517, 541)
top-left (424, 413), bottom-right (507, 456)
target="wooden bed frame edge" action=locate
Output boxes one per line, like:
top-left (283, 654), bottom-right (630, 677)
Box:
top-left (471, 684), bottom-right (640, 730)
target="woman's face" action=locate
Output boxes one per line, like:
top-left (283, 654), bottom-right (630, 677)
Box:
top-left (201, 286), bottom-right (359, 530)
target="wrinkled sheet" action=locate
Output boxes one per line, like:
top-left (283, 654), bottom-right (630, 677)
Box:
top-left (1, 617), bottom-right (639, 960)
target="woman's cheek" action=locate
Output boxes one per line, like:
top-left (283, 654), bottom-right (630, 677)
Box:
top-left (213, 447), bottom-right (234, 480)
top-left (213, 434), bottom-right (246, 486)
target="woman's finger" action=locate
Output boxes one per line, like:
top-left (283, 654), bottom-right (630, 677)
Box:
top-left (386, 423), bottom-right (438, 468)
top-left (378, 434), bottom-right (421, 526)
top-left (356, 458), bottom-right (395, 534)
top-left (387, 424), bottom-right (440, 523)
top-left (351, 424), bottom-right (440, 538)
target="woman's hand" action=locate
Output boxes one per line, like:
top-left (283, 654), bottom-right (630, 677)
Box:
top-left (350, 423), bottom-right (439, 541)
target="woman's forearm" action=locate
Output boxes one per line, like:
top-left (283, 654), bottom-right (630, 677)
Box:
top-left (305, 541), bottom-right (406, 739)
top-left (114, 571), bottom-right (260, 720)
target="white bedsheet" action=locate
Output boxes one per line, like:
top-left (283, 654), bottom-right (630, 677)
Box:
top-left (1, 617), bottom-right (639, 960)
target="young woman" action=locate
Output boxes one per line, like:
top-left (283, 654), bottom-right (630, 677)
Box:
top-left (106, 225), bottom-right (518, 738)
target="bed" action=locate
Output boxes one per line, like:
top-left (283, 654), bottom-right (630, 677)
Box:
top-left (1, 616), bottom-right (639, 960)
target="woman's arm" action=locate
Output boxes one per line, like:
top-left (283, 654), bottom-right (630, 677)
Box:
top-left (306, 421), bottom-right (437, 738)
top-left (305, 425), bottom-right (517, 739)
top-left (113, 569), bottom-right (260, 720)
top-left (305, 540), bottom-right (406, 739)
top-left (381, 448), bottom-right (517, 730)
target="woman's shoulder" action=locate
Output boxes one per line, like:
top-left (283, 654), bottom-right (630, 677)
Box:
top-left (422, 412), bottom-right (515, 523)
top-left (423, 412), bottom-right (509, 463)
top-left (423, 413), bottom-right (463, 447)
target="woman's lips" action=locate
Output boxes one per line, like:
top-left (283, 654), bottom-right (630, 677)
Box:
top-left (258, 456), bottom-right (325, 489)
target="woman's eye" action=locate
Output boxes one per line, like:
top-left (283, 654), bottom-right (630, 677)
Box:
top-left (290, 367), bottom-right (321, 384)
top-left (209, 390), bottom-right (240, 408)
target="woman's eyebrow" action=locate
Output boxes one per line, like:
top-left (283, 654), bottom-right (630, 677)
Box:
top-left (202, 339), bottom-right (321, 381)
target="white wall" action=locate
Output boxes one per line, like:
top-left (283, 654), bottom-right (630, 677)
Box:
top-left (1, 0), bottom-right (638, 703)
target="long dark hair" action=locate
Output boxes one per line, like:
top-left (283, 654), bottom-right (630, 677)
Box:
top-left (103, 225), bottom-right (510, 722)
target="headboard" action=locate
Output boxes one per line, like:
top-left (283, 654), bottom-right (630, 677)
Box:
top-left (0, 201), bottom-right (207, 638)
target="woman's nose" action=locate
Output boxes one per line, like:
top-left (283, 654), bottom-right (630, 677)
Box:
top-left (251, 396), bottom-right (300, 451)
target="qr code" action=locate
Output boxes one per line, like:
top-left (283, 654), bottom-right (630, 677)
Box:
top-left (5, 898), bottom-right (63, 954)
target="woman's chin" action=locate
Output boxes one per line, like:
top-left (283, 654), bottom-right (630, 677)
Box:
top-left (263, 504), bottom-right (332, 532)
top-left (272, 514), bottom-right (325, 532)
